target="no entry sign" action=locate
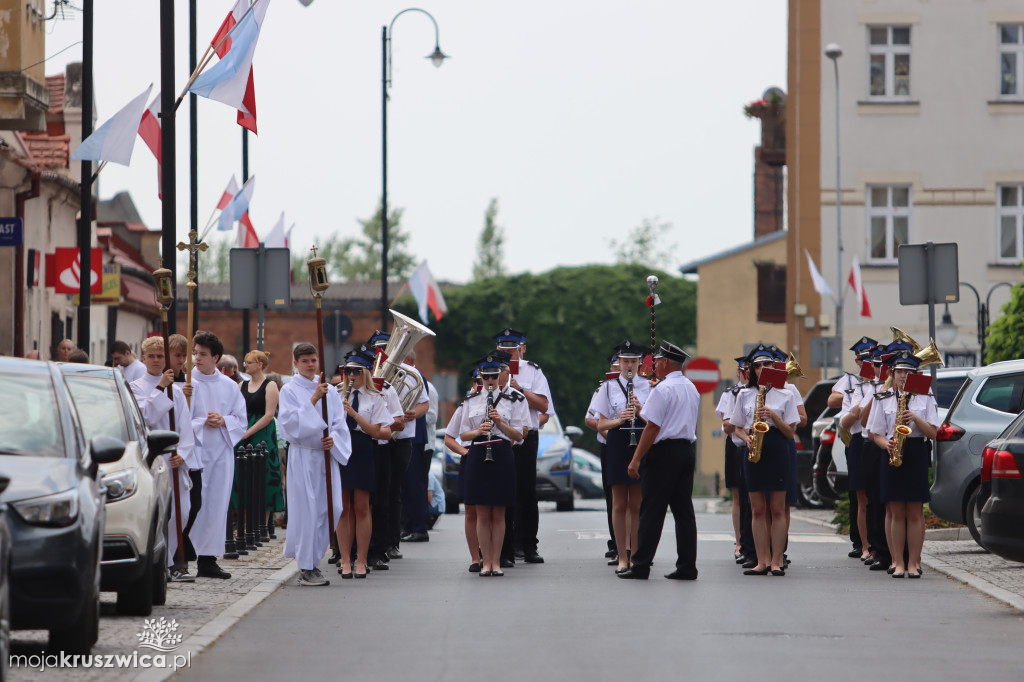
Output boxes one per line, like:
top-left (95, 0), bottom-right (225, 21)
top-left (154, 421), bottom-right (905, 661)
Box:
top-left (684, 357), bottom-right (721, 394)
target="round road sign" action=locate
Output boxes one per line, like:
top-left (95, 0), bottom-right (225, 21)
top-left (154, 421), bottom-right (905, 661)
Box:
top-left (684, 357), bottom-right (721, 394)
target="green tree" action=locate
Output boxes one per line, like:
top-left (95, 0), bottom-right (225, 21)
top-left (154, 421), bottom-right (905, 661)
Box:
top-left (184, 238), bottom-right (231, 283)
top-left (393, 263), bottom-right (696, 451)
top-left (472, 198), bottom-right (506, 281)
top-left (983, 277), bottom-right (1024, 363)
top-left (608, 217), bottom-right (677, 270)
top-left (291, 202), bottom-right (413, 283)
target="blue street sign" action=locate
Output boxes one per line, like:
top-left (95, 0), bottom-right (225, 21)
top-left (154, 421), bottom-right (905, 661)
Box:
top-left (0, 217), bottom-right (23, 247)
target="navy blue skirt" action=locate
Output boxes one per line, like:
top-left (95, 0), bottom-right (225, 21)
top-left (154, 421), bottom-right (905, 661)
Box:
top-left (606, 427), bottom-right (642, 486)
top-left (847, 433), bottom-right (865, 491)
top-left (463, 440), bottom-right (516, 507)
top-left (881, 438), bottom-right (931, 503)
top-left (744, 428), bottom-right (790, 493)
top-left (341, 430), bottom-right (376, 491)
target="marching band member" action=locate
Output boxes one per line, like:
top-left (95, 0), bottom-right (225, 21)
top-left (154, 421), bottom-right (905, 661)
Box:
top-left (867, 351), bottom-right (938, 579)
top-left (586, 353), bottom-right (619, 563)
top-left (717, 356), bottom-right (755, 565)
top-left (618, 341), bottom-right (700, 581)
top-left (445, 370), bottom-right (477, 571)
top-left (458, 352), bottom-right (529, 577)
top-left (774, 346), bottom-right (807, 567)
top-left (836, 337), bottom-right (878, 561)
top-left (594, 341), bottom-right (652, 574)
top-left (337, 346), bottom-right (393, 578)
top-left (859, 344), bottom-right (893, 571)
top-left (730, 344), bottom-right (799, 577)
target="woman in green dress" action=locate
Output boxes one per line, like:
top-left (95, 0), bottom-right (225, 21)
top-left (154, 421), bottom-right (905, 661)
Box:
top-left (239, 350), bottom-right (286, 534)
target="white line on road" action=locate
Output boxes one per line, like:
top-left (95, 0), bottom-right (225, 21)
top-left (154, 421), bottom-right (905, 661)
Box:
top-left (560, 530), bottom-right (845, 543)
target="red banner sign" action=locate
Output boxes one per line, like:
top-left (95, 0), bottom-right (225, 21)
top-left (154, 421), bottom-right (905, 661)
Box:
top-left (52, 248), bottom-right (102, 295)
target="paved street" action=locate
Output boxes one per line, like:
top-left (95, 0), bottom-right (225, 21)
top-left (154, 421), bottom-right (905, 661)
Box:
top-left (175, 501), bottom-right (1024, 681)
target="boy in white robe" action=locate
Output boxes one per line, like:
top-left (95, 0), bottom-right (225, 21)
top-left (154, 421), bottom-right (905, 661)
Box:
top-left (130, 336), bottom-right (198, 582)
top-left (279, 342), bottom-right (351, 586)
top-left (188, 331), bottom-right (247, 579)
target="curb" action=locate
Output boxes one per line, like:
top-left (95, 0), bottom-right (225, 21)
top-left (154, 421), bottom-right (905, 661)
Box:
top-left (132, 559), bottom-right (299, 682)
top-left (919, 550), bottom-right (1024, 611)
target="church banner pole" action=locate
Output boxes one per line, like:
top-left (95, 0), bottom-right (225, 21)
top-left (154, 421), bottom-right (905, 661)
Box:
top-left (307, 247), bottom-right (338, 555)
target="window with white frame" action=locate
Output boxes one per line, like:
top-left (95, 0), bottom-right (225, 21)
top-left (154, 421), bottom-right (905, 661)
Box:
top-left (867, 185), bottom-right (911, 263)
top-left (868, 26), bottom-right (911, 98)
top-left (997, 185), bottom-right (1024, 263)
top-left (1000, 25), bottom-right (1024, 98)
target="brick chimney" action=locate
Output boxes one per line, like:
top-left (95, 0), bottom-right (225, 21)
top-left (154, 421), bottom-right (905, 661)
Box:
top-left (749, 87), bottom-right (786, 240)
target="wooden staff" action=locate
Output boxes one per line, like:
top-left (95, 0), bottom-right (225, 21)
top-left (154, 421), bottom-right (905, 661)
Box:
top-left (153, 265), bottom-right (185, 569)
top-left (644, 275), bottom-right (660, 380)
top-left (307, 247), bottom-right (338, 554)
top-left (177, 229), bottom-right (209, 408)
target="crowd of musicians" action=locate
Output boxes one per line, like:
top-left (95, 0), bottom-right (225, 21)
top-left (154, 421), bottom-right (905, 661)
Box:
top-left (124, 308), bottom-right (941, 586)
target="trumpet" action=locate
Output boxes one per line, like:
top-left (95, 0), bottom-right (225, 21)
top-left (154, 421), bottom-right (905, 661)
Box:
top-left (748, 385), bottom-right (770, 463)
top-left (890, 390), bottom-right (912, 467)
top-left (626, 371), bottom-right (639, 448)
top-left (484, 391), bottom-right (495, 463)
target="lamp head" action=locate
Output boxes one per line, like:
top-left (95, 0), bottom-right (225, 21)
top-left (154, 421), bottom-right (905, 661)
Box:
top-left (824, 43), bottom-right (843, 60)
top-left (153, 263), bottom-right (174, 308)
top-left (427, 45), bottom-right (449, 68)
top-left (307, 246), bottom-right (329, 295)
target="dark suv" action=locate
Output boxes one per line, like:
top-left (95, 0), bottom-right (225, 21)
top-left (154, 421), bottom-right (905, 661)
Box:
top-left (0, 358), bottom-right (125, 654)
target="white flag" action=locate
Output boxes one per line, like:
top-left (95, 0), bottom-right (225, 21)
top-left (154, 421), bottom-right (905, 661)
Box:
top-left (264, 212), bottom-right (286, 248)
top-left (804, 249), bottom-right (835, 299)
top-left (71, 84), bottom-right (153, 166)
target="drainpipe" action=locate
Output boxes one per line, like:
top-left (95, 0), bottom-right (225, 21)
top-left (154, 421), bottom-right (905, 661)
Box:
top-left (15, 174), bottom-right (41, 358)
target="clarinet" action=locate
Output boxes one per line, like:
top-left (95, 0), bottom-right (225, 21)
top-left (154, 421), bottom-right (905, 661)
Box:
top-left (484, 391), bottom-right (495, 463)
top-left (626, 370), bottom-right (639, 448)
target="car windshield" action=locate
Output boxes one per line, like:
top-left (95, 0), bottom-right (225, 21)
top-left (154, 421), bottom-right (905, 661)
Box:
top-left (540, 412), bottom-right (562, 435)
top-left (64, 375), bottom-right (130, 443)
top-left (0, 373), bottom-right (64, 457)
top-left (944, 376), bottom-right (973, 421)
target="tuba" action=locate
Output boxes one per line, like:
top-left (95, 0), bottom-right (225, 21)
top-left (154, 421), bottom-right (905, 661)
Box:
top-left (748, 385), bottom-right (770, 463)
top-left (915, 338), bottom-right (944, 368)
top-left (372, 309), bottom-right (436, 410)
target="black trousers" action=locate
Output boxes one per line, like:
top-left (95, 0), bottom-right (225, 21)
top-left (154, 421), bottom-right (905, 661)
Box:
top-left (502, 429), bottom-right (540, 560)
top-left (862, 440), bottom-right (889, 562)
top-left (735, 444), bottom-right (755, 557)
top-left (849, 487), bottom-right (862, 550)
top-left (402, 442), bottom-right (428, 534)
top-left (387, 439), bottom-right (413, 547)
top-left (599, 443), bottom-right (616, 552)
top-left (632, 439), bottom-right (697, 574)
top-left (369, 442), bottom-right (393, 560)
top-left (183, 469), bottom-right (203, 560)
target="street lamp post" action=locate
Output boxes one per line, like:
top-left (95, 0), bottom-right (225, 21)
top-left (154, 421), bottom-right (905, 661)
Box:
top-left (825, 43), bottom-right (843, 375)
top-left (939, 281), bottom-right (1013, 366)
top-left (381, 9), bottom-right (448, 330)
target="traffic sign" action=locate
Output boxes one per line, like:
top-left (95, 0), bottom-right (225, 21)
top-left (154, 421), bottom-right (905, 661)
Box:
top-left (0, 217), bottom-right (23, 246)
top-left (684, 356), bottom-right (720, 394)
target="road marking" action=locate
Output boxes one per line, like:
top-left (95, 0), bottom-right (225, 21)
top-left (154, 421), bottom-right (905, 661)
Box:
top-left (560, 530), bottom-right (845, 543)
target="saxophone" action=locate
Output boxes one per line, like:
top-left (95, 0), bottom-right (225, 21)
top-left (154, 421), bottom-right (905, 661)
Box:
top-left (889, 391), bottom-right (912, 467)
top-left (748, 385), bottom-right (770, 463)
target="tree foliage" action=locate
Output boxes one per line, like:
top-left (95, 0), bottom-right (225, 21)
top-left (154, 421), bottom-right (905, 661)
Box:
top-left (181, 238), bottom-right (231, 283)
top-left (472, 198), bottom-right (506, 281)
top-left (983, 276), bottom-right (1024, 364)
top-left (393, 263), bottom-right (696, 451)
top-left (291, 201), bottom-right (413, 283)
top-left (608, 217), bottom-right (677, 270)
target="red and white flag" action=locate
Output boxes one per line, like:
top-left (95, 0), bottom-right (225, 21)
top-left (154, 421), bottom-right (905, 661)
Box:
top-left (284, 223), bottom-right (294, 249)
top-left (137, 91), bottom-right (161, 196)
top-left (236, 211), bottom-right (259, 248)
top-left (217, 175), bottom-right (239, 210)
top-left (848, 253), bottom-right (872, 317)
top-left (71, 84), bottom-right (153, 165)
top-left (408, 260), bottom-right (448, 323)
top-left (197, 0), bottom-right (267, 133)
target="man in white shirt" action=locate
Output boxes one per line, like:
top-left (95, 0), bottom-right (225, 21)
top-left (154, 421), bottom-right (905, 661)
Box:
top-left (112, 340), bottom-right (147, 384)
top-left (620, 340), bottom-right (701, 581)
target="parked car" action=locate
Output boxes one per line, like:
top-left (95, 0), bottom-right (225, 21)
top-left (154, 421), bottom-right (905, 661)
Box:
top-left (795, 378), bottom-right (840, 509)
top-left (0, 357), bottom-right (126, 654)
top-left (570, 449), bottom-right (605, 499)
top-left (438, 412), bottom-right (583, 513)
top-left (0, 476), bottom-right (11, 682)
top-left (931, 361), bottom-right (1024, 546)
top-left (60, 364), bottom-right (175, 616)
top-left (977, 409), bottom-right (1024, 560)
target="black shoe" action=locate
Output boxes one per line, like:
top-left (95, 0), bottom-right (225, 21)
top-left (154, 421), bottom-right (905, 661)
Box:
top-left (368, 558), bottom-right (390, 571)
top-left (500, 558), bottom-right (514, 569)
top-left (741, 558), bottom-right (757, 570)
top-left (616, 567), bottom-right (650, 580)
top-left (328, 549), bottom-right (341, 565)
top-left (770, 568), bottom-right (786, 576)
top-left (605, 549), bottom-right (618, 559)
top-left (614, 566), bottom-right (630, 575)
top-left (848, 547), bottom-right (863, 558)
top-left (869, 560), bottom-right (890, 571)
top-left (401, 531), bottom-right (429, 542)
top-left (196, 561), bottom-right (231, 579)
top-left (892, 571), bottom-right (906, 578)
top-left (468, 562), bottom-right (482, 573)
top-left (743, 567), bottom-right (770, 576)
top-left (523, 552), bottom-right (544, 564)
top-left (607, 557), bottom-right (619, 566)
top-left (664, 569), bottom-right (698, 581)
top-left (908, 570), bottom-right (922, 579)
top-left (386, 547), bottom-right (403, 560)
top-left (340, 568), bottom-right (353, 579)
top-left (735, 553), bottom-right (747, 565)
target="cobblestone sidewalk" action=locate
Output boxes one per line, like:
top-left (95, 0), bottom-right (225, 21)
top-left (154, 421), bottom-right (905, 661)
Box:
top-left (8, 536), bottom-right (297, 682)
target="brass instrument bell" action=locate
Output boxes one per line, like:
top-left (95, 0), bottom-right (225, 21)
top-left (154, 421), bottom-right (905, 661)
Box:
top-left (785, 352), bottom-right (805, 381)
top-left (890, 326), bottom-right (922, 354)
top-left (152, 263), bottom-right (175, 308)
top-left (914, 338), bottom-right (944, 368)
top-left (307, 246), bottom-right (329, 294)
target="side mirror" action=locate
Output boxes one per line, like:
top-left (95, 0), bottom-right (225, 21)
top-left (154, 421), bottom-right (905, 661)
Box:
top-left (564, 425), bottom-right (583, 440)
top-left (146, 430), bottom-right (180, 467)
top-left (90, 435), bottom-right (127, 465)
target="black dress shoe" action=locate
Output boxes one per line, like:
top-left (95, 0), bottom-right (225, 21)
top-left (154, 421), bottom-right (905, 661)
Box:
top-left (386, 547), bottom-right (403, 560)
top-left (743, 567), bottom-right (770, 576)
top-left (848, 547), bottom-right (863, 558)
top-left (523, 553), bottom-right (544, 564)
top-left (328, 549), bottom-right (341, 565)
top-left (614, 566), bottom-right (630, 575)
top-left (368, 558), bottom-right (389, 571)
top-left (664, 569), bottom-right (698, 580)
top-left (770, 568), bottom-right (786, 576)
top-left (607, 557), bottom-right (619, 566)
top-left (340, 569), bottom-right (353, 579)
top-left (401, 532), bottom-right (429, 542)
top-left (196, 562), bottom-right (231, 579)
top-left (616, 567), bottom-right (649, 580)
top-left (735, 553), bottom-right (748, 565)
top-left (741, 558), bottom-right (757, 569)
top-left (605, 549), bottom-right (618, 559)
top-left (500, 558), bottom-right (514, 569)
top-left (468, 562), bottom-right (482, 573)
top-left (869, 560), bottom-right (890, 571)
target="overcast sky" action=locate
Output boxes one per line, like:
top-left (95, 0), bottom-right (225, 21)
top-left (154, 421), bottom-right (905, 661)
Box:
top-left (42, 0), bottom-right (788, 284)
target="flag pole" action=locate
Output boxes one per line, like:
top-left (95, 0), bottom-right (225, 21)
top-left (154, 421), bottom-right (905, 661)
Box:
top-left (388, 280), bottom-right (409, 308)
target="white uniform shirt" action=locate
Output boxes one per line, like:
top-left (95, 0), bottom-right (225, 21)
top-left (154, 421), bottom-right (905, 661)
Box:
top-left (513, 360), bottom-right (552, 431)
top-left (858, 381), bottom-right (884, 436)
top-left (586, 388), bottom-right (606, 445)
top-left (715, 387), bottom-right (746, 447)
top-left (832, 373), bottom-right (871, 436)
top-left (339, 385), bottom-right (392, 436)
top-left (591, 374), bottom-right (652, 424)
top-left (378, 383), bottom-right (405, 445)
top-left (730, 385), bottom-right (799, 431)
top-left (638, 370), bottom-right (700, 443)
top-left (425, 381), bottom-right (439, 452)
top-left (866, 390), bottom-right (939, 440)
top-left (457, 388), bottom-right (530, 443)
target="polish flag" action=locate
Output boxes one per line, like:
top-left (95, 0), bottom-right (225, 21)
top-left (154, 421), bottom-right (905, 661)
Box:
top-left (408, 260), bottom-right (448, 323)
top-left (218, 175), bottom-right (255, 232)
top-left (848, 253), bottom-right (872, 317)
top-left (217, 175), bottom-right (239, 210)
top-left (137, 91), bottom-right (161, 196)
top-left (284, 223), bottom-right (294, 249)
top-left (236, 211), bottom-right (259, 248)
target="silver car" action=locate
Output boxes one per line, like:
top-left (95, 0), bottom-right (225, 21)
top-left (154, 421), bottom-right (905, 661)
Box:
top-left (931, 360), bottom-right (1024, 546)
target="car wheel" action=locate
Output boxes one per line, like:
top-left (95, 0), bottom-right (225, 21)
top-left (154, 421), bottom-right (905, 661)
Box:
top-left (964, 484), bottom-right (988, 551)
top-left (798, 481), bottom-right (832, 509)
top-left (49, 575), bottom-right (99, 655)
top-left (152, 545), bottom-right (167, 607)
top-left (556, 496), bottom-right (575, 512)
